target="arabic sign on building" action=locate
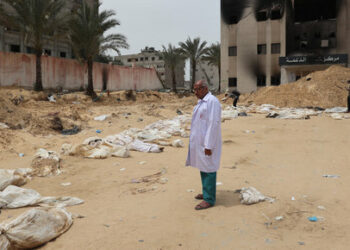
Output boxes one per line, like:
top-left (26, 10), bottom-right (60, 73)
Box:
top-left (279, 54), bottom-right (348, 66)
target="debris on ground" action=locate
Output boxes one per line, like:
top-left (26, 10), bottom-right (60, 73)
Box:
top-left (0, 185), bottom-right (83, 209)
top-left (172, 139), bottom-right (185, 148)
top-left (31, 149), bottom-right (61, 177)
top-left (0, 168), bottom-right (32, 191)
top-left (238, 187), bottom-right (275, 205)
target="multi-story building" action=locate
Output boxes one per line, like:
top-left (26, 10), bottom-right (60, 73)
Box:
top-left (117, 46), bottom-right (185, 89)
top-left (221, 0), bottom-right (350, 93)
top-left (0, 0), bottom-right (96, 58)
top-left (194, 61), bottom-right (220, 91)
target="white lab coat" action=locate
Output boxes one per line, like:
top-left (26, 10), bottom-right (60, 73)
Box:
top-left (186, 92), bottom-right (222, 173)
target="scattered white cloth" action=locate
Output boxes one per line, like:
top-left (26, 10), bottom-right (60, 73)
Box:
top-left (325, 107), bottom-right (347, 113)
top-left (94, 114), bottom-right (110, 121)
top-left (172, 139), bottom-right (184, 148)
top-left (240, 187), bottom-right (274, 205)
top-left (0, 123), bottom-right (9, 129)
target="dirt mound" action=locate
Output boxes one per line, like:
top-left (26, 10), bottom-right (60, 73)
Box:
top-left (240, 65), bottom-right (350, 108)
top-left (0, 88), bottom-right (85, 136)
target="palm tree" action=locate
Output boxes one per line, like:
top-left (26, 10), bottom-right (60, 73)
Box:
top-left (179, 37), bottom-right (208, 90)
top-left (0, 0), bottom-right (67, 91)
top-left (158, 44), bottom-right (184, 93)
top-left (68, 1), bottom-right (129, 98)
top-left (202, 43), bottom-right (221, 93)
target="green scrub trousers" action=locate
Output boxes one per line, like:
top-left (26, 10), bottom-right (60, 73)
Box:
top-left (200, 171), bottom-right (217, 205)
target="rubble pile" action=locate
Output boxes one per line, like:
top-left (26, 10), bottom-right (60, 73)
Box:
top-left (241, 65), bottom-right (350, 108)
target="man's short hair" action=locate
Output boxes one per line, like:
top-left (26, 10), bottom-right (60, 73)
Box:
top-left (196, 80), bottom-right (208, 89)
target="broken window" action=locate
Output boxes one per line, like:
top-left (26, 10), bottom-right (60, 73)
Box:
top-left (257, 44), bottom-right (266, 55)
top-left (228, 46), bottom-right (237, 56)
top-left (271, 43), bottom-right (280, 54)
top-left (127, 58), bottom-right (131, 62)
top-left (256, 11), bottom-right (267, 22)
top-left (271, 75), bottom-right (280, 86)
top-left (152, 57), bottom-right (155, 61)
top-left (10, 44), bottom-right (20, 53)
top-left (270, 5), bottom-right (282, 20)
top-left (257, 75), bottom-right (266, 87)
top-left (294, 0), bottom-right (336, 22)
top-left (140, 57), bottom-right (144, 61)
top-left (228, 77), bottom-right (237, 87)
top-left (60, 52), bottom-right (66, 58)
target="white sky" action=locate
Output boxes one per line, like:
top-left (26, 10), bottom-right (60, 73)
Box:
top-left (100, 0), bottom-right (220, 56)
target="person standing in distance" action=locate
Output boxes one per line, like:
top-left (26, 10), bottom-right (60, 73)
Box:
top-left (186, 80), bottom-right (222, 210)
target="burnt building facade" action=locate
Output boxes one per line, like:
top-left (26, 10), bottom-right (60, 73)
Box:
top-left (221, 0), bottom-right (350, 93)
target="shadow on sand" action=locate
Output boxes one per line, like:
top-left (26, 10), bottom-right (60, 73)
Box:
top-left (216, 190), bottom-right (241, 208)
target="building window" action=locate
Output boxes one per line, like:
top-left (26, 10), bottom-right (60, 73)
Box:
top-left (228, 77), bottom-right (237, 87)
top-left (145, 57), bottom-right (148, 61)
top-left (152, 57), bottom-right (155, 61)
top-left (44, 49), bottom-right (51, 56)
top-left (159, 56), bottom-right (163, 60)
top-left (127, 58), bottom-right (131, 62)
top-left (60, 52), bottom-right (66, 58)
top-left (256, 11), bottom-right (267, 21)
top-left (228, 46), bottom-right (237, 56)
top-left (270, 8), bottom-right (282, 20)
top-left (271, 43), bottom-right (280, 54)
top-left (26, 47), bottom-right (35, 54)
top-left (135, 58), bottom-right (139, 62)
top-left (140, 57), bottom-right (144, 61)
top-left (10, 44), bottom-right (20, 53)
top-left (257, 44), bottom-right (266, 55)
top-left (271, 75), bottom-right (281, 86)
top-left (257, 75), bottom-right (266, 87)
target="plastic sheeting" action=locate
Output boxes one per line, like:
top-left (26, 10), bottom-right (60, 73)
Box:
top-left (0, 207), bottom-right (72, 249)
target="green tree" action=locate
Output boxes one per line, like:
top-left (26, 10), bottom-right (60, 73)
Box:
top-left (0, 0), bottom-right (67, 91)
top-left (68, 0), bottom-right (129, 98)
top-left (202, 43), bottom-right (221, 93)
top-left (158, 44), bottom-right (184, 93)
top-left (179, 37), bottom-right (208, 90)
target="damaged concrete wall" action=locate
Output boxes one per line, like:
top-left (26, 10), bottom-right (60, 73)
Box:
top-left (0, 52), bottom-right (163, 91)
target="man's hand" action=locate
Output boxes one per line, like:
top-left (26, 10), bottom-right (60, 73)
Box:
top-left (204, 148), bottom-right (212, 156)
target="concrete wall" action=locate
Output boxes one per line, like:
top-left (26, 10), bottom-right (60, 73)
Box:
top-left (0, 52), bottom-right (163, 91)
top-left (117, 50), bottom-right (185, 88)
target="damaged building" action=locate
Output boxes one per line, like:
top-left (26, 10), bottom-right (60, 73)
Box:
top-left (0, 0), bottom-right (96, 58)
top-left (116, 47), bottom-right (185, 89)
top-left (221, 0), bottom-right (350, 93)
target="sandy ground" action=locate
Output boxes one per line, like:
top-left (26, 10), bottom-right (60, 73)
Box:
top-left (0, 89), bottom-right (350, 250)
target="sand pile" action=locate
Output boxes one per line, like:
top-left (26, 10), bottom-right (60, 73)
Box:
top-left (240, 65), bottom-right (350, 108)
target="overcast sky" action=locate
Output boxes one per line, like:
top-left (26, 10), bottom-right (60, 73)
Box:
top-left (100, 0), bottom-right (220, 56)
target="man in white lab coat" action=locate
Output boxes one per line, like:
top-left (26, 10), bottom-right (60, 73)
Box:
top-left (186, 80), bottom-right (222, 210)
